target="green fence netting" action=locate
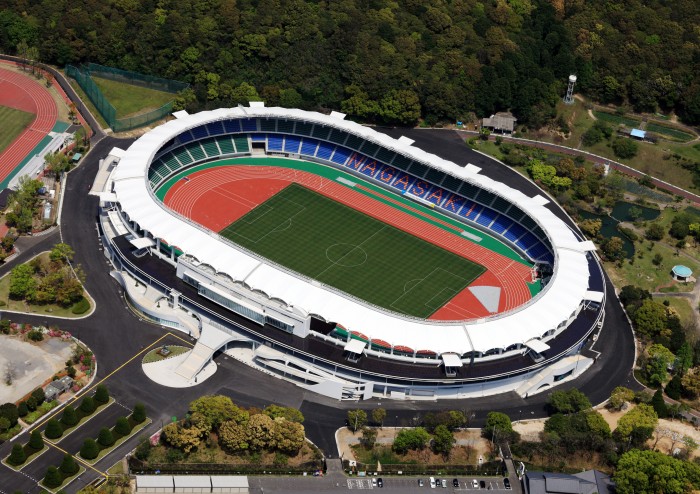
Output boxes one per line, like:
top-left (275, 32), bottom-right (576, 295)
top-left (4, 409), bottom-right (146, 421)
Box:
top-left (66, 64), bottom-right (189, 132)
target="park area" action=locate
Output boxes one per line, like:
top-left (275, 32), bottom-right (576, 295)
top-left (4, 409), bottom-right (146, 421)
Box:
top-left (91, 76), bottom-right (175, 118)
top-left (220, 183), bottom-right (485, 318)
top-left (0, 106), bottom-right (34, 154)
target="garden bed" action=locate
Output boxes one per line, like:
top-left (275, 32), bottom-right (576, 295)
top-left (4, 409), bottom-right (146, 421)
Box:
top-left (1, 444), bottom-right (48, 471)
top-left (39, 465), bottom-right (85, 493)
top-left (83, 417), bottom-right (152, 465)
top-left (44, 397), bottom-right (114, 443)
top-left (142, 345), bottom-right (190, 364)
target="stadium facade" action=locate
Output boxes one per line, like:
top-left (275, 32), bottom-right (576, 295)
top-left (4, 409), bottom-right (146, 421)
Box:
top-left (97, 103), bottom-right (606, 400)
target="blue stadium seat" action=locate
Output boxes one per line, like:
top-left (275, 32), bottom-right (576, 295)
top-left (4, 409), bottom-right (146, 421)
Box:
top-left (490, 215), bottom-right (513, 234)
top-left (316, 142), bottom-right (335, 160)
top-left (331, 147), bottom-right (352, 165)
top-left (284, 136), bottom-right (301, 153)
top-left (268, 135), bottom-right (284, 151)
top-left (223, 119), bottom-right (241, 134)
top-left (205, 121), bottom-right (225, 136)
top-left (357, 158), bottom-right (381, 177)
top-left (250, 133), bottom-right (266, 142)
top-left (391, 173), bottom-right (416, 193)
top-left (241, 119), bottom-right (258, 132)
top-left (190, 125), bottom-right (209, 140)
top-left (476, 208), bottom-right (496, 227)
top-left (177, 131), bottom-right (195, 144)
top-left (464, 204), bottom-right (482, 221)
top-left (300, 138), bottom-right (319, 157)
top-left (516, 233), bottom-right (539, 251)
top-left (425, 188), bottom-right (447, 206)
top-left (504, 223), bottom-right (526, 242)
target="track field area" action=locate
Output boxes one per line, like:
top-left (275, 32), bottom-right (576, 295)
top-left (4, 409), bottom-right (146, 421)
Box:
top-left (220, 183), bottom-right (486, 318)
top-left (0, 106), bottom-right (34, 154)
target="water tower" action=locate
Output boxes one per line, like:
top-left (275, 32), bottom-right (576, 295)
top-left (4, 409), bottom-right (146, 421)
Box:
top-left (564, 74), bottom-right (577, 105)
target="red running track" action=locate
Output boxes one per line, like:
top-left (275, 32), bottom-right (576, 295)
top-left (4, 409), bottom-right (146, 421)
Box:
top-left (0, 66), bottom-right (57, 185)
top-left (164, 165), bottom-right (533, 321)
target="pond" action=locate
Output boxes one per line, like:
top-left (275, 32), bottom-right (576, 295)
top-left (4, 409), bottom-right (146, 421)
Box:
top-left (579, 209), bottom-right (635, 258)
top-left (609, 201), bottom-right (661, 222)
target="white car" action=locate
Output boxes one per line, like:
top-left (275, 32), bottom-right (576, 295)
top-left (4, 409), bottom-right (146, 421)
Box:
top-left (473, 479), bottom-right (479, 488)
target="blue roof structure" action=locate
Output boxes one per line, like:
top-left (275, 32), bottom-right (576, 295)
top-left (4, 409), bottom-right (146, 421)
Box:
top-left (630, 129), bottom-right (646, 139)
top-left (673, 265), bottom-right (692, 277)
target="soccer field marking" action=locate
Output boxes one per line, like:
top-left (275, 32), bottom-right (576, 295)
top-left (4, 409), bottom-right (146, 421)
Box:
top-left (314, 225), bottom-right (388, 280)
top-left (424, 286), bottom-right (459, 310)
top-left (390, 267), bottom-right (469, 316)
top-left (222, 198), bottom-right (307, 244)
top-left (325, 243), bottom-right (369, 268)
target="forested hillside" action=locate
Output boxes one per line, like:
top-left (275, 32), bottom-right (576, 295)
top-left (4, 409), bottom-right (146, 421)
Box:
top-left (0, 0), bottom-right (698, 126)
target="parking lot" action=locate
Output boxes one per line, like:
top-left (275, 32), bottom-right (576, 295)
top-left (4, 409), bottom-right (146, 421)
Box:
top-left (345, 476), bottom-right (514, 491)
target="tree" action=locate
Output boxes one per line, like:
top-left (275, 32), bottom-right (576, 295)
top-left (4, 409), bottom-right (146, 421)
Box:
top-left (162, 422), bottom-right (203, 453)
top-left (682, 367), bottom-right (700, 398)
top-left (7, 443), bottom-right (26, 466)
top-left (31, 387), bottom-right (45, 404)
top-left (44, 151), bottom-right (72, 178)
top-left (393, 427), bottom-right (431, 454)
top-left (45, 418), bottom-right (63, 439)
top-left (131, 403), bottom-right (147, 423)
top-left (633, 300), bottom-right (669, 338)
top-left (17, 401), bottom-right (28, 417)
top-left (615, 404), bottom-right (658, 447)
top-left (645, 223), bottom-right (665, 241)
top-left (360, 427), bottom-right (377, 449)
top-left (80, 396), bottom-right (96, 415)
top-left (646, 344), bottom-right (675, 386)
top-left (547, 389), bottom-right (591, 414)
top-left (483, 412), bottom-right (514, 441)
top-left (614, 449), bottom-right (700, 494)
top-left (608, 386), bottom-right (635, 410)
top-left (602, 236), bottom-right (624, 261)
top-left (29, 429), bottom-right (44, 450)
top-left (229, 82), bottom-right (260, 105)
top-left (612, 138), bottom-right (638, 159)
top-left (93, 385), bottom-right (109, 404)
top-left (675, 343), bottom-right (693, 376)
top-left (246, 413), bottom-right (275, 451)
top-left (43, 466), bottom-right (62, 488)
top-left (98, 427), bottom-right (114, 447)
top-left (80, 438), bottom-right (99, 460)
top-left (372, 408), bottom-right (386, 428)
top-left (272, 418), bottom-right (305, 454)
top-left (9, 264), bottom-right (36, 300)
top-left (432, 425), bottom-right (455, 457)
top-left (347, 409), bottom-right (367, 432)
top-left (189, 396), bottom-right (244, 427)
top-left (59, 453), bottom-right (78, 476)
top-left (651, 388), bottom-right (668, 418)
top-left (379, 89), bottom-right (421, 125)
top-left (219, 420), bottom-right (249, 452)
top-left (579, 218), bottom-right (602, 238)
top-left (49, 243), bottom-right (75, 264)
top-left (263, 405), bottom-right (304, 423)
top-left (61, 405), bottom-right (78, 427)
top-left (665, 375), bottom-right (683, 400)
top-left (114, 416), bottom-right (130, 436)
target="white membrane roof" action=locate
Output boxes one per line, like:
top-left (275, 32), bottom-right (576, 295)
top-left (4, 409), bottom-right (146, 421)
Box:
top-left (111, 105), bottom-right (594, 355)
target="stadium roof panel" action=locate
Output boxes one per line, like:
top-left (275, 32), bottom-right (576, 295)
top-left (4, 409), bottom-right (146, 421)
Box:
top-left (112, 105), bottom-right (595, 355)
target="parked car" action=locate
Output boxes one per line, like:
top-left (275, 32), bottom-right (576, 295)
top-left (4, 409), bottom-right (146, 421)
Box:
top-left (480, 480), bottom-right (486, 488)
top-left (472, 479), bottom-right (479, 488)
top-left (418, 479), bottom-right (424, 487)
top-left (504, 478), bottom-right (511, 489)
top-left (441, 479), bottom-right (447, 488)
top-left (377, 478), bottom-right (383, 488)
top-left (453, 479), bottom-right (459, 487)
top-left (430, 477), bottom-right (436, 488)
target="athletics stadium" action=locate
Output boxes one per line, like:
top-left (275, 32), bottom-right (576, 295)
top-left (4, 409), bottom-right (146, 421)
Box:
top-left (97, 103), bottom-right (606, 400)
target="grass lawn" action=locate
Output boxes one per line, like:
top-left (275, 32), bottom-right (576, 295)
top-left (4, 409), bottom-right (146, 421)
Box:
top-left (646, 123), bottom-right (695, 142)
top-left (592, 111), bottom-right (640, 128)
top-left (24, 400), bottom-right (59, 424)
top-left (605, 240), bottom-right (700, 292)
top-left (64, 73), bottom-right (109, 129)
top-left (142, 345), bottom-right (189, 363)
top-left (653, 296), bottom-right (696, 327)
top-left (220, 183), bottom-right (485, 318)
top-left (91, 76), bottom-right (174, 118)
top-left (0, 105), bottom-right (34, 154)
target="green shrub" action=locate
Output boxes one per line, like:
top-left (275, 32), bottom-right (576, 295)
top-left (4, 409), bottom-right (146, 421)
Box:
top-left (29, 429), bottom-right (44, 450)
top-left (132, 403), bottom-right (146, 423)
top-left (80, 396), bottom-right (95, 414)
top-left (61, 406), bottom-right (78, 427)
top-left (94, 385), bottom-right (109, 404)
top-left (43, 465), bottom-right (62, 488)
top-left (27, 329), bottom-right (43, 341)
top-left (98, 427), bottom-right (114, 447)
top-left (59, 453), bottom-right (79, 476)
top-left (80, 438), bottom-right (99, 460)
top-left (45, 419), bottom-right (63, 439)
top-left (71, 297), bottom-right (90, 314)
top-left (17, 402), bottom-right (28, 417)
top-left (31, 387), bottom-right (45, 404)
top-left (26, 396), bottom-right (37, 411)
top-left (114, 416), bottom-right (130, 436)
top-left (7, 443), bottom-right (26, 466)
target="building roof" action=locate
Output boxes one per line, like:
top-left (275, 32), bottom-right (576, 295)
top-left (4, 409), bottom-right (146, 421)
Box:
top-left (210, 476), bottom-right (249, 488)
top-left (525, 471), bottom-right (599, 494)
top-left (173, 475), bottom-right (211, 487)
top-left (483, 112), bottom-right (517, 132)
top-left (673, 265), bottom-right (693, 277)
top-left (630, 128), bottom-right (646, 139)
top-left (111, 104), bottom-right (595, 356)
top-left (136, 475), bottom-right (174, 487)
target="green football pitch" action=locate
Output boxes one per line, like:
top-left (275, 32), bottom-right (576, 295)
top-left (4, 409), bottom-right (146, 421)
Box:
top-left (220, 183), bottom-right (486, 318)
top-left (0, 105), bottom-right (34, 154)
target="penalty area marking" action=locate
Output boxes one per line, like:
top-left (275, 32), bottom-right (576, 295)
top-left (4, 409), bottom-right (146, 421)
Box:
top-left (390, 268), bottom-right (468, 315)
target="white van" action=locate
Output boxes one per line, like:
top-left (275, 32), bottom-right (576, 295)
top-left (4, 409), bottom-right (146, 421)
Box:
top-left (430, 477), bottom-right (436, 488)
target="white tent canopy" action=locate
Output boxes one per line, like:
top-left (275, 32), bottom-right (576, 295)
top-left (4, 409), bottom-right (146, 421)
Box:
top-left (441, 353), bottom-right (464, 368)
top-left (344, 339), bottom-right (366, 354)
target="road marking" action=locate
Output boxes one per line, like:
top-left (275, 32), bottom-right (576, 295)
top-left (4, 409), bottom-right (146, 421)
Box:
top-left (347, 478), bottom-right (373, 489)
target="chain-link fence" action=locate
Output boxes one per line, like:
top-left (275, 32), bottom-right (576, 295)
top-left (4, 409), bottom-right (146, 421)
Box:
top-left (65, 64), bottom-right (188, 132)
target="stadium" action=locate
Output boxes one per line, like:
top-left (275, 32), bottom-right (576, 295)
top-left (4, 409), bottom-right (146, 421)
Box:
top-left (97, 103), bottom-right (606, 401)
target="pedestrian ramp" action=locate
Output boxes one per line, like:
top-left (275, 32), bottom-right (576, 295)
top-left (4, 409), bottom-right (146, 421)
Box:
top-left (174, 322), bottom-right (233, 380)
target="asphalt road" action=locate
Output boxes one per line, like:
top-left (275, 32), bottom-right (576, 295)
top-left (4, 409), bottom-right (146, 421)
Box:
top-left (0, 130), bottom-right (638, 494)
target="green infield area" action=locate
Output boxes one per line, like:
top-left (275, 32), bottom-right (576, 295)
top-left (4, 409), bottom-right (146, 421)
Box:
top-left (92, 76), bottom-right (175, 118)
top-left (0, 105), bottom-right (34, 154)
top-left (220, 183), bottom-right (486, 318)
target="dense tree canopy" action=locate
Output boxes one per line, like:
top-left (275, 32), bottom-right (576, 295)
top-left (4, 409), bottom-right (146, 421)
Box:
top-left (614, 449), bottom-right (700, 494)
top-left (1, 0), bottom-right (697, 125)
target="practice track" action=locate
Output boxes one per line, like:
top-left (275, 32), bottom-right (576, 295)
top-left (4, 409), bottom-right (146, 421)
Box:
top-left (0, 66), bottom-right (57, 184)
top-left (164, 164), bottom-right (534, 321)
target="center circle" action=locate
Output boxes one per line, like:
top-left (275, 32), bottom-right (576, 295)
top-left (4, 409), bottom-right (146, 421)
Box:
top-left (326, 243), bottom-right (368, 267)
